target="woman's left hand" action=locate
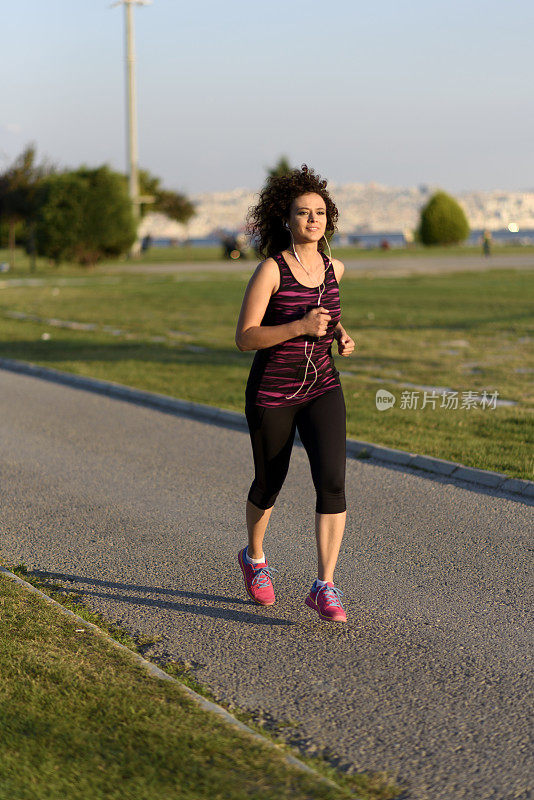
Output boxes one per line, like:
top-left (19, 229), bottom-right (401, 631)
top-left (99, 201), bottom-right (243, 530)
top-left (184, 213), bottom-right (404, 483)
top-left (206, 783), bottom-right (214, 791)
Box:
top-left (337, 332), bottom-right (355, 357)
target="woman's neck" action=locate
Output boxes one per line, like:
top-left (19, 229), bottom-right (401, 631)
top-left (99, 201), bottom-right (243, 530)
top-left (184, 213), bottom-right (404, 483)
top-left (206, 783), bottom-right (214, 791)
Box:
top-left (291, 241), bottom-right (321, 266)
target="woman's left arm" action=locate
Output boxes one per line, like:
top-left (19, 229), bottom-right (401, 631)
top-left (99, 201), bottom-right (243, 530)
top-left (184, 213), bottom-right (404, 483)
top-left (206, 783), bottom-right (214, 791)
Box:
top-left (332, 259), bottom-right (356, 357)
top-left (333, 322), bottom-right (355, 356)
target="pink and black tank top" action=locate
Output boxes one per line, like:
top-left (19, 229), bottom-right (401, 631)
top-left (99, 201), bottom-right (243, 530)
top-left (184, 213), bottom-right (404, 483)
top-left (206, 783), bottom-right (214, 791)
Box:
top-left (245, 251), bottom-right (342, 407)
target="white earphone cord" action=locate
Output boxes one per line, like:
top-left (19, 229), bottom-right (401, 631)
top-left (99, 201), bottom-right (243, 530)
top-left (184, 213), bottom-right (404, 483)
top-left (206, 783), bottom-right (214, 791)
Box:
top-left (284, 231), bottom-right (331, 400)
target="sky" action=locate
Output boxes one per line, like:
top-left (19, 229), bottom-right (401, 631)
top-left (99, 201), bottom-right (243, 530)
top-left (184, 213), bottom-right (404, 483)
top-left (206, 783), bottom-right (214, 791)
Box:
top-left (2, 0), bottom-right (533, 195)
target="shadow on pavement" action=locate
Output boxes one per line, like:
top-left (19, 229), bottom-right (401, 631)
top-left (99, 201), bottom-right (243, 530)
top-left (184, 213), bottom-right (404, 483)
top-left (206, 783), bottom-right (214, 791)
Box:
top-left (33, 570), bottom-right (293, 627)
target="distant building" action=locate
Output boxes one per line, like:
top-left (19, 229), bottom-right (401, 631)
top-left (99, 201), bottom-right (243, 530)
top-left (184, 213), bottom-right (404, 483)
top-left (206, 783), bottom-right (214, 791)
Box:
top-left (138, 185), bottom-right (534, 241)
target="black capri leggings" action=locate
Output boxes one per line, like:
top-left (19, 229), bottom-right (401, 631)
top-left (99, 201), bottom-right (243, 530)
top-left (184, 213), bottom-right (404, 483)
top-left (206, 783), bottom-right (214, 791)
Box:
top-left (245, 387), bottom-right (346, 514)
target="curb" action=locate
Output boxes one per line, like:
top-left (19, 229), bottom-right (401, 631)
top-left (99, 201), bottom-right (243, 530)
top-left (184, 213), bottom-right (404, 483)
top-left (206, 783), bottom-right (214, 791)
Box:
top-left (1, 357), bottom-right (532, 499)
top-left (0, 564), bottom-right (361, 799)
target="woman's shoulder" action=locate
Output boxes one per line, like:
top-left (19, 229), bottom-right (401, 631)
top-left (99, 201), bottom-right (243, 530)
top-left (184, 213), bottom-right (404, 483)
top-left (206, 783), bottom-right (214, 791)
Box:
top-left (256, 255), bottom-right (280, 275)
top-left (251, 256), bottom-right (281, 293)
top-left (331, 257), bottom-right (345, 282)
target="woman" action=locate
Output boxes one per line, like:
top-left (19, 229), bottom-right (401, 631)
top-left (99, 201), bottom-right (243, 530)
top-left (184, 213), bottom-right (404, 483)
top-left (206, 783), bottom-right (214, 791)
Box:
top-left (235, 165), bottom-right (355, 622)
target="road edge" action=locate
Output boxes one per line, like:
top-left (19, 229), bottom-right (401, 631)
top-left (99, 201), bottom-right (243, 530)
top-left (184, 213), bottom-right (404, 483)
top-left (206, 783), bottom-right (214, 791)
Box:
top-left (1, 357), bottom-right (531, 499)
top-left (0, 564), bottom-right (365, 799)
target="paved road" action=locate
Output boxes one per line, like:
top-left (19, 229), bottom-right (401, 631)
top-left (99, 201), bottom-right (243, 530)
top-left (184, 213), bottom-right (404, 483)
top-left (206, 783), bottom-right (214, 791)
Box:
top-left (1, 369), bottom-right (532, 800)
top-left (102, 252), bottom-right (534, 277)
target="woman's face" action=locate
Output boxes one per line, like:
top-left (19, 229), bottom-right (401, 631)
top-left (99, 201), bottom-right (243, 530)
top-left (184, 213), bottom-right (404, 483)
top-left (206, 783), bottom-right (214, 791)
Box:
top-left (287, 192), bottom-right (327, 244)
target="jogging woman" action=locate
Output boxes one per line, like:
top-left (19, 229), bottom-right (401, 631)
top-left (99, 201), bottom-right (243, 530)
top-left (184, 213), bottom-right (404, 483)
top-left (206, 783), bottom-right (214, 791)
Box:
top-left (235, 165), bottom-right (355, 622)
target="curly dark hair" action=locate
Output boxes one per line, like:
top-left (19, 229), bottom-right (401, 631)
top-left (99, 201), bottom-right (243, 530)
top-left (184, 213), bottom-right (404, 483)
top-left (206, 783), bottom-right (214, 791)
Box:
top-left (247, 164), bottom-right (339, 259)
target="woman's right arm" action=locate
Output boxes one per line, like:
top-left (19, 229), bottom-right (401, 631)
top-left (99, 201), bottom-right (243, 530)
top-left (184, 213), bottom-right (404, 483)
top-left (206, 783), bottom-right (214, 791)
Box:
top-left (235, 259), bottom-right (302, 351)
top-left (235, 259), bottom-right (330, 351)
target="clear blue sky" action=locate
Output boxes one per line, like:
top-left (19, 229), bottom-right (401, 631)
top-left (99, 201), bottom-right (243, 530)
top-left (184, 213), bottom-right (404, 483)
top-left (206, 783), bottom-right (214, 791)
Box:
top-left (3, 0), bottom-right (532, 194)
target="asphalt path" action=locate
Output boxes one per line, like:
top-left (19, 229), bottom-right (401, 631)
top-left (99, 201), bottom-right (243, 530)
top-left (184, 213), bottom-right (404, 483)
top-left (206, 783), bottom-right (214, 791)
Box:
top-left (102, 252), bottom-right (534, 277)
top-left (1, 369), bottom-right (532, 800)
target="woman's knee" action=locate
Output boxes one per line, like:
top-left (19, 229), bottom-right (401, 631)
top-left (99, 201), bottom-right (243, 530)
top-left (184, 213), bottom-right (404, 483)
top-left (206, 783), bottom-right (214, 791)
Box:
top-left (314, 469), bottom-right (346, 513)
top-left (248, 481), bottom-right (280, 510)
top-left (315, 488), bottom-right (346, 514)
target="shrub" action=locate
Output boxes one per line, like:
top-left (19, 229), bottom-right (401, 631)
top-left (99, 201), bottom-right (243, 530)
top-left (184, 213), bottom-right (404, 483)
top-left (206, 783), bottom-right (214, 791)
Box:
top-left (418, 191), bottom-right (470, 246)
top-left (35, 166), bottom-right (136, 265)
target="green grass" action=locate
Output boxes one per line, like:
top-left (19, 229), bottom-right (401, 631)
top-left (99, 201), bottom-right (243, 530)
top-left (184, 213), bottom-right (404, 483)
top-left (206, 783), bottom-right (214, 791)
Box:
top-left (109, 242), bottom-right (534, 264)
top-left (0, 265), bottom-right (532, 479)
top-left (129, 245), bottom-right (231, 263)
top-left (0, 566), bottom-right (400, 800)
top-left (2, 240), bottom-right (534, 277)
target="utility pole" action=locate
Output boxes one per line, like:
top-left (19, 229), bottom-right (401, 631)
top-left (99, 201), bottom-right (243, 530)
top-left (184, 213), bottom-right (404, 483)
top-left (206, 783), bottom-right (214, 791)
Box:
top-left (111, 0), bottom-right (152, 252)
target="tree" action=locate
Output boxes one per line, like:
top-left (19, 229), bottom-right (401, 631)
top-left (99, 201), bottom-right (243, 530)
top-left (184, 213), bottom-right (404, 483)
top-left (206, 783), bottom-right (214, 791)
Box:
top-left (418, 191), bottom-right (470, 246)
top-left (138, 168), bottom-right (161, 204)
top-left (155, 189), bottom-right (195, 224)
top-left (138, 168), bottom-right (195, 224)
top-left (267, 156), bottom-right (293, 179)
top-left (35, 166), bottom-right (136, 266)
top-left (0, 144), bottom-right (51, 269)
top-left (138, 168), bottom-right (160, 218)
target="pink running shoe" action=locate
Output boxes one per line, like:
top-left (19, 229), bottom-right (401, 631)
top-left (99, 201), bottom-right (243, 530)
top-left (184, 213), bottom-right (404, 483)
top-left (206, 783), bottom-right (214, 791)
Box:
top-left (305, 581), bottom-right (347, 622)
top-left (238, 547), bottom-right (276, 606)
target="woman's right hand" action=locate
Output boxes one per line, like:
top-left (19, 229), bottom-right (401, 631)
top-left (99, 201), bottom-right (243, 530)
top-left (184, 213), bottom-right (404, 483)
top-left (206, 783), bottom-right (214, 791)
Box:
top-left (301, 306), bottom-right (331, 338)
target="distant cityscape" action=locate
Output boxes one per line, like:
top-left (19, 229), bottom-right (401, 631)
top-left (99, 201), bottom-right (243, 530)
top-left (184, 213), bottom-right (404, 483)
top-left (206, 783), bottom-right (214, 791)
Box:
top-left (139, 182), bottom-right (534, 245)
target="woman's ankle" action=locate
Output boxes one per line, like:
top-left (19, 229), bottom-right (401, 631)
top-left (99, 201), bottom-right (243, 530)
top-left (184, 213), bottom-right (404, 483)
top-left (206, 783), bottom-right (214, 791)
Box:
top-left (246, 546), bottom-right (265, 562)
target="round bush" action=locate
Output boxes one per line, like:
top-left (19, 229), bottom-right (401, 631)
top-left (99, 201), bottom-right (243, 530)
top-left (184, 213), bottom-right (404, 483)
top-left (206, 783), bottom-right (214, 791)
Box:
top-left (418, 191), bottom-right (470, 246)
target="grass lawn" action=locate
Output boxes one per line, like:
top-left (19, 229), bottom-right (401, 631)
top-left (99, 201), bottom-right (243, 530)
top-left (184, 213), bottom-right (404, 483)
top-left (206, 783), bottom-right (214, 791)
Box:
top-left (108, 242), bottom-right (534, 264)
top-left (0, 568), bottom-right (399, 800)
top-left (0, 260), bottom-right (532, 480)
top-left (2, 242), bottom-right (534, 274)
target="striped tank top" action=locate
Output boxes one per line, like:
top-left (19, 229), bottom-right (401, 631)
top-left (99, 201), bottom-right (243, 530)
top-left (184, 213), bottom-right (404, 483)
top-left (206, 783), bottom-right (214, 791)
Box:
top-left (245, 251), bottom-right (342, 407)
